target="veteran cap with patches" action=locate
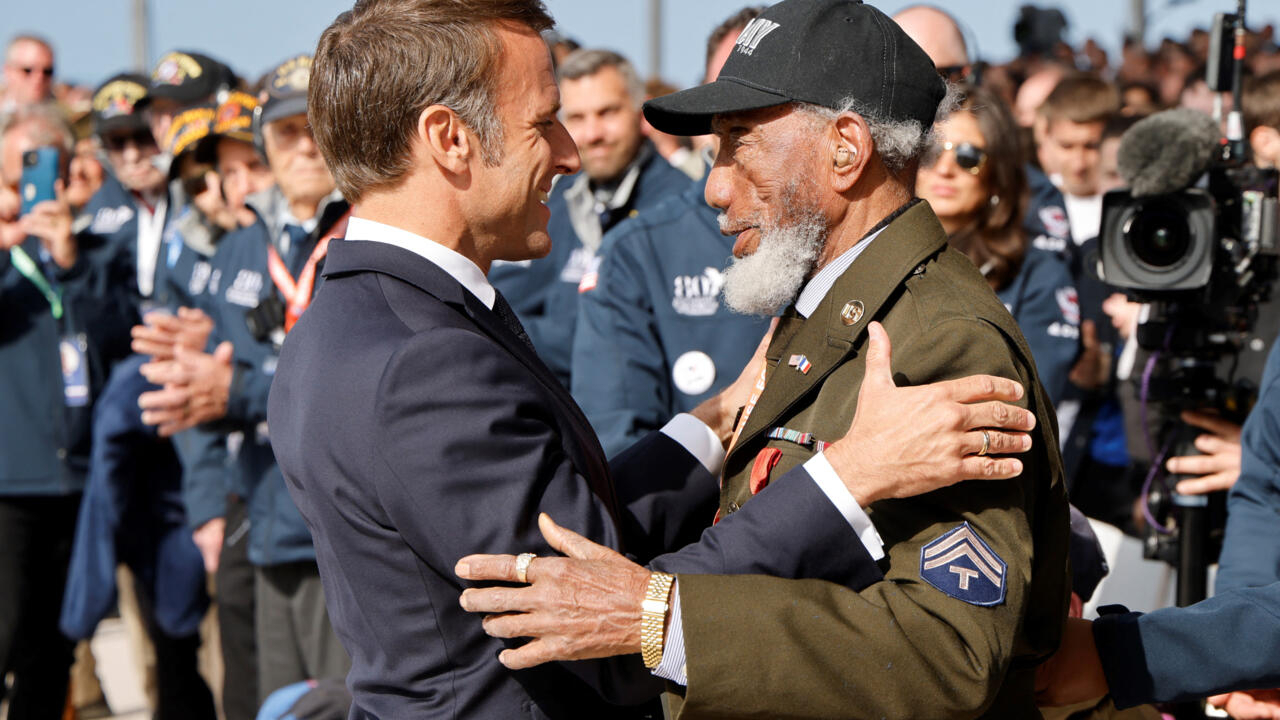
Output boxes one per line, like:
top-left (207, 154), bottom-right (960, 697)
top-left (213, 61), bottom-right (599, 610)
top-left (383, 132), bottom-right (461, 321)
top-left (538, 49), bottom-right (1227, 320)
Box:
top-left (91, 73), bottom-right (150, 136)
top-left (211, 90), bottom-right (258, 144)
top-left (258, 55), bottom-right (312, 126)
top-left (145, 50), bottom-right (235, 106)
top-left (163, 104), bottom-right (215, 164)
top-left (644, 0), bottom-right (946, 137)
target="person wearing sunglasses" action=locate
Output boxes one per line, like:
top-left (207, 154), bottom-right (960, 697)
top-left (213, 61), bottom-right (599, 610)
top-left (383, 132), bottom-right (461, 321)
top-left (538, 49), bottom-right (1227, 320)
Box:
top-left (917, 85), bottom-right (1080, 406)
top-left (1, 35), bottom-right (55, 113)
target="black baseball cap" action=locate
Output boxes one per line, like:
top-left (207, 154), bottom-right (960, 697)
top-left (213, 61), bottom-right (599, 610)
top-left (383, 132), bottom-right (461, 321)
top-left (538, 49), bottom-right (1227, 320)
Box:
top-left (645, 0), bottom-right (946, 136)
top-left (143, 50), bottom-right (235, 106)
top-left (258, 55), bottom-right (311, 126)
top-left (91, 73), bottom-right (150, 136)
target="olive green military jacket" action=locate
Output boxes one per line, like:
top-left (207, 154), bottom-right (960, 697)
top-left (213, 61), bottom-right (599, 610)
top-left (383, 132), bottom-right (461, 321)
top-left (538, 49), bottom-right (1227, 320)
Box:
top-left (670, 201), bottom-right (1071, 719)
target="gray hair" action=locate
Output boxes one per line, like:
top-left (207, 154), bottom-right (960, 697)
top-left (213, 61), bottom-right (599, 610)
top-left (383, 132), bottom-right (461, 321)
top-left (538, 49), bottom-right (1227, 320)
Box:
top-left (0, 102), bottom-right (73, 182)
top-left (796, 82), bottom-right (963, 172)
top-left (556, 49), bottom-right (644, 107)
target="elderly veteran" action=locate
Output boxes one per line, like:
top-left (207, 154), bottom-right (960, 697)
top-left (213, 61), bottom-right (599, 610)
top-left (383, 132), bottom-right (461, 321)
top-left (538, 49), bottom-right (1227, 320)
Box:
top-left (457, 0), bottom-right (1071, 718)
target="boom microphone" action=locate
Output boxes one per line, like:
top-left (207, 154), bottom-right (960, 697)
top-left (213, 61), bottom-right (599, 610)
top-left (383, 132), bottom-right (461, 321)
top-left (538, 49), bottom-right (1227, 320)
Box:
top-left (1117, 109), bottom-right (1222, 197)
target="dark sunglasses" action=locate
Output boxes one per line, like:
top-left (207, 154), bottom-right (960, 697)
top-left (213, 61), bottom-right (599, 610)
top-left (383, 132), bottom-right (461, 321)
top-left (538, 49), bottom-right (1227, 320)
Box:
top-left (921, 141), bottom-right (988, 175)
top-left (936, 64), bottom-right (968, 82)
top-left (19, 65), bottom-right (54, 78)
top-left (103, 130), bottom-right (157, 153)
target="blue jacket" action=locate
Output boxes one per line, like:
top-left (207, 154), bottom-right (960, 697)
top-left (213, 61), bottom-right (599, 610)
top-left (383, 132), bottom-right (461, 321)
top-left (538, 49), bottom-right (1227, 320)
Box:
top-left (996, 247), bottom-right (1080, 406)
top-left (60, 354), bottom-right (209, 640)
top-left (199, 189), bottom-right (348, 566)
top-left (1217, 339), bottom-right (1280, 593)
top-left (489, 144), bottom-right (691, 386)
top-left (0, 233), bottom-right (134, 496)
top-left (77, 173), bottom-right (139, 263)
top-left (1025, 163), bottom-right (1072, 260)
top-left (571, 176), bottom-right (770, 457)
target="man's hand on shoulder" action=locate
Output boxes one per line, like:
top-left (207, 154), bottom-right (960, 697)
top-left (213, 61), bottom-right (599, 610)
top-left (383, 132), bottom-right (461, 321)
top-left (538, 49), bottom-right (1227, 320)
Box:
top-left (824, 321), bottom-right (1036, 505)
top-left (456, 513), bottom-right (651, 669)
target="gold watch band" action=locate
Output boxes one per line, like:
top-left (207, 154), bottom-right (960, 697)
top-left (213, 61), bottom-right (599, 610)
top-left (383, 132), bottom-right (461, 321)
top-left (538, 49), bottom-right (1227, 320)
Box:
top-left (640, 571), bottom-right (675, 669)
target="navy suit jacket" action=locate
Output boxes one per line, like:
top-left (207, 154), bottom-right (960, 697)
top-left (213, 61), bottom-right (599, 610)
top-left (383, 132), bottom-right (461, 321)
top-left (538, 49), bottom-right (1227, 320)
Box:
top-left (267, 238), bottom-right (881, 719)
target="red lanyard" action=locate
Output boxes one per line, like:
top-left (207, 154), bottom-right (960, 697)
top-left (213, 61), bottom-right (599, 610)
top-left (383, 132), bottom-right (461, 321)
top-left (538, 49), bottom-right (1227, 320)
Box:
top-left (265, 210), bottom-right (350, 332)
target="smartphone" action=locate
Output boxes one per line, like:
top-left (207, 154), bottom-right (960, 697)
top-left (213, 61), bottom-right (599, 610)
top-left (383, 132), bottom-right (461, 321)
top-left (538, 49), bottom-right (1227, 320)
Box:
top-left (19, 147), bottom-right (60, 216)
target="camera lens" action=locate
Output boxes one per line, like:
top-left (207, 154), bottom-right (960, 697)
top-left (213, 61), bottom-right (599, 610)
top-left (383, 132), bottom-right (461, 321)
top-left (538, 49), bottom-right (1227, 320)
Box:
top-left (1125, 198), bottom-right (1192, 269)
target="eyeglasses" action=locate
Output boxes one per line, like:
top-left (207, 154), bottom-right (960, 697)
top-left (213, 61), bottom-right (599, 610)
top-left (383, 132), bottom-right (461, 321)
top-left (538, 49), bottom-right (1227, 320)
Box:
top-left (921, 141), bottom-right (988, 175)
top-left (17, 65), bottom-right (54, 78)
top-left (936, 64), bottom-right (968, 82)
top-left (102, 130), bottom-right (157, 153)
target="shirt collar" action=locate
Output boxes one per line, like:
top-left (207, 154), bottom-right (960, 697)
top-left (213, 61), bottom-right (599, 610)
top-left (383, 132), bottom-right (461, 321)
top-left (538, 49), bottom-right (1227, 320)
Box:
top-left (344, 216), bottom-right (496, 309)
top-left (795, 226), bottom-right (885, 319)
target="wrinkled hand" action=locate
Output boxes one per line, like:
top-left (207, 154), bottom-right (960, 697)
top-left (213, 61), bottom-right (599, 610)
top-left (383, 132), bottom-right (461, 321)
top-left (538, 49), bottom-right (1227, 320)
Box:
top-left (456, 513), bottom-right (651, 670)
top-left (1209, 689), bottom-right (1280, 719)
top-left (192, 517), bottom-right (225, 574)
top-left (138, 341), bottom-right (233, 436)
top-left (1035, 617), bottom-right (1109, 707)
top-left (1167, 410), bottom-right (1242, 495)
top-left (19, 181), bottom-right (76, 269)
top-left (1068, 320), bottom-right (1111, 390)
top-left (821, 321), bottom-right (1035, 505)
top-left (691, 317), bottom-right (777, 447)
top-left (132, 307), bottom-right (214, 361)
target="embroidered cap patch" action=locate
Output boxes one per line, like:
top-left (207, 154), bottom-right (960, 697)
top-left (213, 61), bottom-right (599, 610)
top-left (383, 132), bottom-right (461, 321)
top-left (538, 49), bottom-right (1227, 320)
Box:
top-left (919, 522), bottom-right (1006, 606)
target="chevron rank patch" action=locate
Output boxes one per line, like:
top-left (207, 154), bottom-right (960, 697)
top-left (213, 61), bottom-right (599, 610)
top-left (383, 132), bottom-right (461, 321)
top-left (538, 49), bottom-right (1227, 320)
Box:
top-left (919, 522), bottom-right (1006, 606)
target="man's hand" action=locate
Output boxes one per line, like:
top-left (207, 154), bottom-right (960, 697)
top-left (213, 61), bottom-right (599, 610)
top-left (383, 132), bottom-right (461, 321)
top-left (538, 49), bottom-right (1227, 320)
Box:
top-left (132, 307), bottom-right (214, 361)
top-left (138, 341), bottom-right (233, 436)
top-left (192, 517), bottom-right (226, 574)
top-left (1166, 410), bottom-right (1243, 495)
top-left (690, 318), bottom-right (777, 448)
top-left (1102, 293), bottom-right (1141, 341)
top-left (1209, 690), bottom-right (1280, 719)
top-left (19, 181), bottom-right (76, 269)
top-left (1035, 617), bottom-right (1109, 707)
top-left (1068, 320), bottom-right (1111, 391)
top-left (456, 513), bottom-right (650, 670)
top-left (822, 321), bottom-right (1035, 505)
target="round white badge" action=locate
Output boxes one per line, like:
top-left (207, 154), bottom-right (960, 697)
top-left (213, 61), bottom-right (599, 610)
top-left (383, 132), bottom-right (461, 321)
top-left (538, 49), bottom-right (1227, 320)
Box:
top-left (672, 351), bottom-right (716, 396)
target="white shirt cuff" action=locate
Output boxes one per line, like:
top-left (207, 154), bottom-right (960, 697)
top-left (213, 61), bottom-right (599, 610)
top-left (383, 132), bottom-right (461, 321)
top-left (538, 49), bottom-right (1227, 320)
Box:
top-left (650, 578), bottom-right (687, 685)
top-left (803, 452), bottom-right (885, 561)
top-left (660, 413), bottom-right (725, 477)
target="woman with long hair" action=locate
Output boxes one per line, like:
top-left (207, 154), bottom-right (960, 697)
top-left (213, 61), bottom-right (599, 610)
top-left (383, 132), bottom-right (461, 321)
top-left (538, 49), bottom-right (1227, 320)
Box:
top-left (917, 85), bottom-right (1080, 404)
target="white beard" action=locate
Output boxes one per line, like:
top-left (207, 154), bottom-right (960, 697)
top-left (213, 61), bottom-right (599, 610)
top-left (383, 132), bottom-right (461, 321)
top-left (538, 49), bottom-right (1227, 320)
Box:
top-left (721, 211), bottom-right (826, 317)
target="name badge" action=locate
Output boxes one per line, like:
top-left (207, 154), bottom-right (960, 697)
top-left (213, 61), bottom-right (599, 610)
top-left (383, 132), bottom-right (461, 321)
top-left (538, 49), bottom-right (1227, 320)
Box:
top-left (60, 335), bottom-right (90, 407)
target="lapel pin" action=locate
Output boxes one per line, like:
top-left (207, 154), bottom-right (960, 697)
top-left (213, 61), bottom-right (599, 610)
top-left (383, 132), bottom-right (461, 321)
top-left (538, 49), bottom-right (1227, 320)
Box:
top-left (841, 300), bottom-right (865, 326)
top-left (788, 354), bottom-right (812, 374)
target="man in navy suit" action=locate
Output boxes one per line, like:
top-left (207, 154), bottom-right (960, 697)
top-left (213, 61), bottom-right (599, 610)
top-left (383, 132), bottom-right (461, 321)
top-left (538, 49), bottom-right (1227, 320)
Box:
top-left (268, 1), bottom-right (1036, 717)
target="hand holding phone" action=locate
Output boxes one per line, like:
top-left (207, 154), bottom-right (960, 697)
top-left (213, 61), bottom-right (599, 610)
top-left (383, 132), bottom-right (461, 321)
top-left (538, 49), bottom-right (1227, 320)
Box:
top-left (19, 147), bottom-right (60, 216)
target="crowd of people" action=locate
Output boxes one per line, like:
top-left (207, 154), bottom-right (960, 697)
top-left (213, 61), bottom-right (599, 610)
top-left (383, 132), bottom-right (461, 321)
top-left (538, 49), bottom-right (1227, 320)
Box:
top-left (0, 0), bottom-right (1279, 718)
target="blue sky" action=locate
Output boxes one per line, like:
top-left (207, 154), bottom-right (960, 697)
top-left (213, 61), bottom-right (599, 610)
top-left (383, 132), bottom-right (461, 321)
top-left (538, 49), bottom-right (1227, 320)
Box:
top-left (8, 0), bottom-right (1279, 91)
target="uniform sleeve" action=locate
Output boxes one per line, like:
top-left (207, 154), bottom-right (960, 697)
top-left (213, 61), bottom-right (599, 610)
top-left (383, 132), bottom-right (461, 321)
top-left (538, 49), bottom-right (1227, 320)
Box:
top-left (572, 234), bottom-right (671, 457)
top-left (1094, 584), bottom-right (1280, 707)
top-left (222, 362), bottom-right (273, 426)
top-left (671, 318), bottom-right (1067, 720)
top-left (1216, 343), bottom-right (1280, 593)
top-left (1011, 255), bottom-right (1080, 406)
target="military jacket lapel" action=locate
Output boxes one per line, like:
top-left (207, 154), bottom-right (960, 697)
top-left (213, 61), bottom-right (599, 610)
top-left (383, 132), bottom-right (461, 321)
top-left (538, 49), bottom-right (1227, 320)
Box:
top-left (725, 202), bottom-right (952, 480)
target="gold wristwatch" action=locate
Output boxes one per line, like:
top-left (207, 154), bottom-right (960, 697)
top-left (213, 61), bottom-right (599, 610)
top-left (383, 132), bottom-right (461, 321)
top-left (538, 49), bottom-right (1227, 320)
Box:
top-left (641, 571), bottom-right (675, 669)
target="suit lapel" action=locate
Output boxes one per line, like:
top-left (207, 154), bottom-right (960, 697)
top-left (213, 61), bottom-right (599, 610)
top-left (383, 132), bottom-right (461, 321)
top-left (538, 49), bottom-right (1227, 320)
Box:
top-left (324, 239), bottom-right (619, 521)
top-left (728, 202), bottom-right (952, 465)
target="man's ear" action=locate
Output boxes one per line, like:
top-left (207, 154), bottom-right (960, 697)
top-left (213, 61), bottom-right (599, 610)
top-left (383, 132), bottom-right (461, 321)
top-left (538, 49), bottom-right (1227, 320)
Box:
top-left (418, 104), bottom-right (472, 175)
top-left (1249, 124), bottom-right (1280, 169)
top-left (830, 112), bottom-right (872, 193)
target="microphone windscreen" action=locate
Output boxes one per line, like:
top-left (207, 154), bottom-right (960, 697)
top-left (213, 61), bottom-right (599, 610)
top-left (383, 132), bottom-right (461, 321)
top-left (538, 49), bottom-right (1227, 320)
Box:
top-left (1117, 109), bottom-right (1221, 197)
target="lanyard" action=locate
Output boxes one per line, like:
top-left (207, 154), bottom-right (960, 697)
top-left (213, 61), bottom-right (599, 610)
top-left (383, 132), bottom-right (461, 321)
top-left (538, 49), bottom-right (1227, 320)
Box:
top-left (264, 210), bottom-right (350, 332)
top-left (9, 245), bottom-right (63, 320)
top-left (726, 361), bottom-right (768, 455)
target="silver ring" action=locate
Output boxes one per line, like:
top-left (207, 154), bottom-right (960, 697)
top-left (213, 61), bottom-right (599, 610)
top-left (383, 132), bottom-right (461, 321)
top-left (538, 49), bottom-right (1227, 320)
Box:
top-left (514, 553), bottom-right (536, 584)
top-left (978, 430), bottom-right (991, 457)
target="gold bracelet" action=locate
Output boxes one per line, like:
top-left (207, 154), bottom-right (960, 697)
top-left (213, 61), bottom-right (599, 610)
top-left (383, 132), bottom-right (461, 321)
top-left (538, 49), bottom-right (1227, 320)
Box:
top-left (641, 572), bottom-right (675, 669)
